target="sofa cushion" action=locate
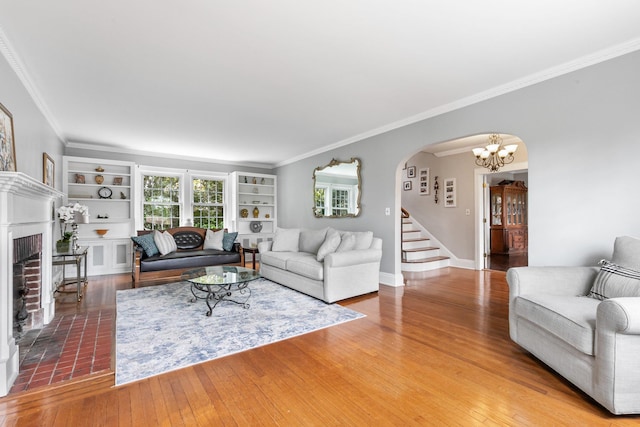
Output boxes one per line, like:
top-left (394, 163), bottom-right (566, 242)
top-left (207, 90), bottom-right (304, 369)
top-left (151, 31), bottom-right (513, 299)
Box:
top-left (154, 230), bottom-right (177, 256)
top-left (222, 231), bottom-right (238, 251)
top-left (131, 233), bottom-right (159, 258)
top-left (272, 228), bottom-right (300, 252)
top-left (299, 228), bottom-right (328, 254)
top-left (340, 231), bottom-right (373, 250)
top-left (286, 254), bottom-right (324, 281)
top-left (203, 229), bottom-right (224, 250)
top-left (612, 235), bottom-right (640, 270)
top-left (514, 294), bottom-right (600, 355)
top-left (317, 228), bottom-right (341, 261)
top-left (140, 249), bottom-right (241, 272)
top-left (588, 259), bottom-right (640, 300)
top-left (336, 233), bottom-right (356, 252)
top-left (172, 231), bottom-right (204, 249)
top-left (260, 251), bottom-right (308, 270)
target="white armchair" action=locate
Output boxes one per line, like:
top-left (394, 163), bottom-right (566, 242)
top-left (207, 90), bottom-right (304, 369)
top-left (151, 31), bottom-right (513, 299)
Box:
top-left (508, 246), bottom-right (640, 414)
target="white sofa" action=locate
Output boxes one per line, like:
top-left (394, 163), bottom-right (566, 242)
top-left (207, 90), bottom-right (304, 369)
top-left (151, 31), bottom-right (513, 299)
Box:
top-left (507, 236), bottom-right (640, 415)
top-left (257, 227), bottom-right (382, 303)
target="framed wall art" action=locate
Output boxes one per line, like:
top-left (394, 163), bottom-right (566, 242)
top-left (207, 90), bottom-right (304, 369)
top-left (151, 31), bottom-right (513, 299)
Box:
top-left (407, 166), bottom-right (416, 178)
top-left (0, 102), bottom-right (16, 172)
top-left (403, 181), bottom-right (412, 191)
top-left (43, 153), bottom-right (54, 187)
top-left (419, 167), bottom-right (430, 195)
top-left (444, 178), bottom-right (456, 208)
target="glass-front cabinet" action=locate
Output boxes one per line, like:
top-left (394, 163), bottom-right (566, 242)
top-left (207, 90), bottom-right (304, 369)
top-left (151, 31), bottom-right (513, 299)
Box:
top-left (489, 181), bottom-right (528, 255)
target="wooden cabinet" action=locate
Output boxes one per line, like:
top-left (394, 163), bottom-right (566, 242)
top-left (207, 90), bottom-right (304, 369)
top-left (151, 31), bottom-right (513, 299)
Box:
top-left (490, 181), bottom-right (528, 255)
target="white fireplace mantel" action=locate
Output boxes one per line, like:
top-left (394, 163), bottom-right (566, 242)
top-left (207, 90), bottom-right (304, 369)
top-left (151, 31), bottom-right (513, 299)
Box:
top-left (0, 172), bottom-right (63, 396)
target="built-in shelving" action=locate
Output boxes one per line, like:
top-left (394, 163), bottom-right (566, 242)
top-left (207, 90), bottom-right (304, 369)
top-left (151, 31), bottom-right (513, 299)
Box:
top-left (230, 172), bottom-right (277, 244)
top-left (62, 156), bottom-right (136, 275)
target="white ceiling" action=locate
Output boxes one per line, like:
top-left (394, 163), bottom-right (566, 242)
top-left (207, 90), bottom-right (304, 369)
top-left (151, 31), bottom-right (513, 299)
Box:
top-left (1, 1), bottom-right (640, 168)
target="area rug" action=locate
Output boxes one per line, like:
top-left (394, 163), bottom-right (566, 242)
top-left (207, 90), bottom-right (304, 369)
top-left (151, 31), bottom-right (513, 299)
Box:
top-left (115, 278), bottom-right (365, 385)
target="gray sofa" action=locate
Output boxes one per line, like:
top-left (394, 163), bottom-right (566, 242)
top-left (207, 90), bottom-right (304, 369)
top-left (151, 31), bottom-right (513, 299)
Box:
top-left (507, 236), bottom-right (640, 415)
top-left (258, 227), bottom-right (382, 303)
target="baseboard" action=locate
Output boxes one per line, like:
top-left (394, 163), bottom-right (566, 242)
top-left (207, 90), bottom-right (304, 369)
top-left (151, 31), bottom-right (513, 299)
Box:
top-left (379, 271), bottom-right (404, 287)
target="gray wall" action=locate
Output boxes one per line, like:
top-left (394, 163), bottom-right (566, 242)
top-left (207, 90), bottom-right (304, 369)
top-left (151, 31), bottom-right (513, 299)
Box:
top-left (276, 50), bottom-right (640, 280)
top-left (0, 54), bottom-right (64, 187)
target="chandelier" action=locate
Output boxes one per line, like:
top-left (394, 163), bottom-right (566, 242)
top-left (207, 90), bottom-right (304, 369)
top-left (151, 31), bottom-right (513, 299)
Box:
top-left (472, 134), bottom-right (518, 172)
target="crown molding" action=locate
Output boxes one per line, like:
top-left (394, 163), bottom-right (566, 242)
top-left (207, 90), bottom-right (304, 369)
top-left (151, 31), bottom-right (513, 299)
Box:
top-left (65, 140), bottom-right (275, 170)
top-left (277, 37), bottom-right (640, 168)
top-left (0, 25), bottom-right (66, 144)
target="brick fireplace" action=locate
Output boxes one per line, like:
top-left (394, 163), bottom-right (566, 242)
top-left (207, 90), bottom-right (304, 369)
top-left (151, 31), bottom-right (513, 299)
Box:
top-left (0, 172), bottom-right (62, 396)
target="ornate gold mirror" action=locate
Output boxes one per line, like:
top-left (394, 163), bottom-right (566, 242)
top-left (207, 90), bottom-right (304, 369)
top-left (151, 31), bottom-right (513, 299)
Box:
top-left (313, 158), bottom-right (361, 217)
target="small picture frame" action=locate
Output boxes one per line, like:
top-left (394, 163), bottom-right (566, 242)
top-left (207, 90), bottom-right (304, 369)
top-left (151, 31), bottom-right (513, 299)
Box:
top-left (0, 102), bottom-right (17, 172)
top-left (75, 174), bottom-right (85, 184)
top-left (444, 178), bottom-right (457, 208)
top-left (43, 153), bottom-right (54, 187)
top-left (403, 181), bottom-right (412, 191)
top-left (407, 166), bottom-right (416, 178)
top-left (419, 167), bottom-right (430, 195)
top-left (113, 176), bottom-right (123, 185)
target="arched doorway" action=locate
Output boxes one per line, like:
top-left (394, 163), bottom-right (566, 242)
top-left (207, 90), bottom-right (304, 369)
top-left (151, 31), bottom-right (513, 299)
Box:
top-left (398, 133), bottom-right (528, 275)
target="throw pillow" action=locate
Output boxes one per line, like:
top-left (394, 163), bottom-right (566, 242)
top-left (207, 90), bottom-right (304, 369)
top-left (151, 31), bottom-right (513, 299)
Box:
top-left (299, 228), bottom-right (328, 254)
top-left (336, 233), bottom-right (356, 252)
top-left (611, 236), bottom-right (640, 270)
top-left (154, 230), bottom-right (177, 256)
top-left (131, 233), bottom-right (159, 258)
top-left (317, 228), bottom-right (341, 261)
top-left (588, 259), bottom-right (640, 300)
top-left (351, 231), bottom-right (374, 250)
top-left (204, 229), bottom-right (224, 250)
top-left (222, 232), bottom-right (238, 252)
top-left (272, 228), bottom-right (300, 252)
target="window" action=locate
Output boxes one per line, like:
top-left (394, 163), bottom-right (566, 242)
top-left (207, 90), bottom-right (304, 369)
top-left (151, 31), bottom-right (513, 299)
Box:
top-left (331, 188), bottom-right (350, 216)
top-left (314, 185), bottom-right (354, 217)
top-left (142, 174), bottom-right (181, 230)
top-left (137, 167), bottom-right (228, 231)
top-left (192, 178), bottom-right (225, 229)
top-left (314, 186), bottom-right (326, 216)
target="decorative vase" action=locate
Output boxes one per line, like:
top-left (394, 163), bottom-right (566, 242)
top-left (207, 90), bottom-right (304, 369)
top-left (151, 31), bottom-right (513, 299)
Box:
top-left (56, 240), bottom-right (70, 252)
top-left (253, 206), bottom-right (259, 218)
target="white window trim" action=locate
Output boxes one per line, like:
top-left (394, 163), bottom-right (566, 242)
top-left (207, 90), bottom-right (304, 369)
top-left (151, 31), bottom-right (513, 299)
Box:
top-left (136, 165), bottom-right (228, 230)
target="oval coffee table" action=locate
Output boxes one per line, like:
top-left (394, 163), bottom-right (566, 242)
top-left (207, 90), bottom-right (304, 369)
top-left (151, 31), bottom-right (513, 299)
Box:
top-left (181, 266), bottom-right (261, 316)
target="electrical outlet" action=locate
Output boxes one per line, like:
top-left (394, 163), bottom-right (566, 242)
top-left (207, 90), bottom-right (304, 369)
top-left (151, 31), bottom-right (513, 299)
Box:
top-left (465, 209), bottom-right (471, 216)
top-left (385, 207), bottom-right (390, 216)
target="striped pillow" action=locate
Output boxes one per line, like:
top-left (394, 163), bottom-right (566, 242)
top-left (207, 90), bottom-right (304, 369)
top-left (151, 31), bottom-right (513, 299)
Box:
top-left (588, 259), bottom-right (640, 300)
top-left (153, 230), bottom-right (177, 256)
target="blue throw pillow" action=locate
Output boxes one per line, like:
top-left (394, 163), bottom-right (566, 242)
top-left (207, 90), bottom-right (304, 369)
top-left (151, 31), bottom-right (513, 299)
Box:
top-left (131, 233), bottom-right (159, 257)
top-left (222, 232), bottom-right (238, 252)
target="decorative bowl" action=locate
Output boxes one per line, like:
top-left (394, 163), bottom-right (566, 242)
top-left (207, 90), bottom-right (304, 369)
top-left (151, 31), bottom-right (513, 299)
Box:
top-left (95, 229), bottom-right (109, 237)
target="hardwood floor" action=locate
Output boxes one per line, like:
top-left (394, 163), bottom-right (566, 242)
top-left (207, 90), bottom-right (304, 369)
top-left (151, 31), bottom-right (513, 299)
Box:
top-left (1, 268), bottom-right (638, 425)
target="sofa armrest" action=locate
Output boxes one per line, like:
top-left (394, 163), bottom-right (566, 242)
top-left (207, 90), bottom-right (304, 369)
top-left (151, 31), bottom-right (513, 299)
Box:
top-left (507, 266), bottom-right (598, 298)
top-left (325, 248), bottom-right (382, 268)
top-left (598, 297), bottom-right (640, 334)
top-left (595, 297), bottom-right (640, 414)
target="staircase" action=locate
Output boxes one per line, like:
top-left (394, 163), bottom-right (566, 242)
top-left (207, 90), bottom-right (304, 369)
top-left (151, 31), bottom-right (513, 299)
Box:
top-left (401, 213), bottom-right (450, 272)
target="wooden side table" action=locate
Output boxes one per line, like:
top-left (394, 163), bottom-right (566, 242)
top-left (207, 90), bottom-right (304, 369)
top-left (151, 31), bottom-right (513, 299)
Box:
top-left (243, 247), bottom-right (259, 270)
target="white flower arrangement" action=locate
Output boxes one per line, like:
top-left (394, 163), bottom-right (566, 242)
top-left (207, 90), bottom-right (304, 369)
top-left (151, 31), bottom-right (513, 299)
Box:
top-left (57, 203), bottom-right (89, 223)
top-left (57, 203), bottom-right (89, 241)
